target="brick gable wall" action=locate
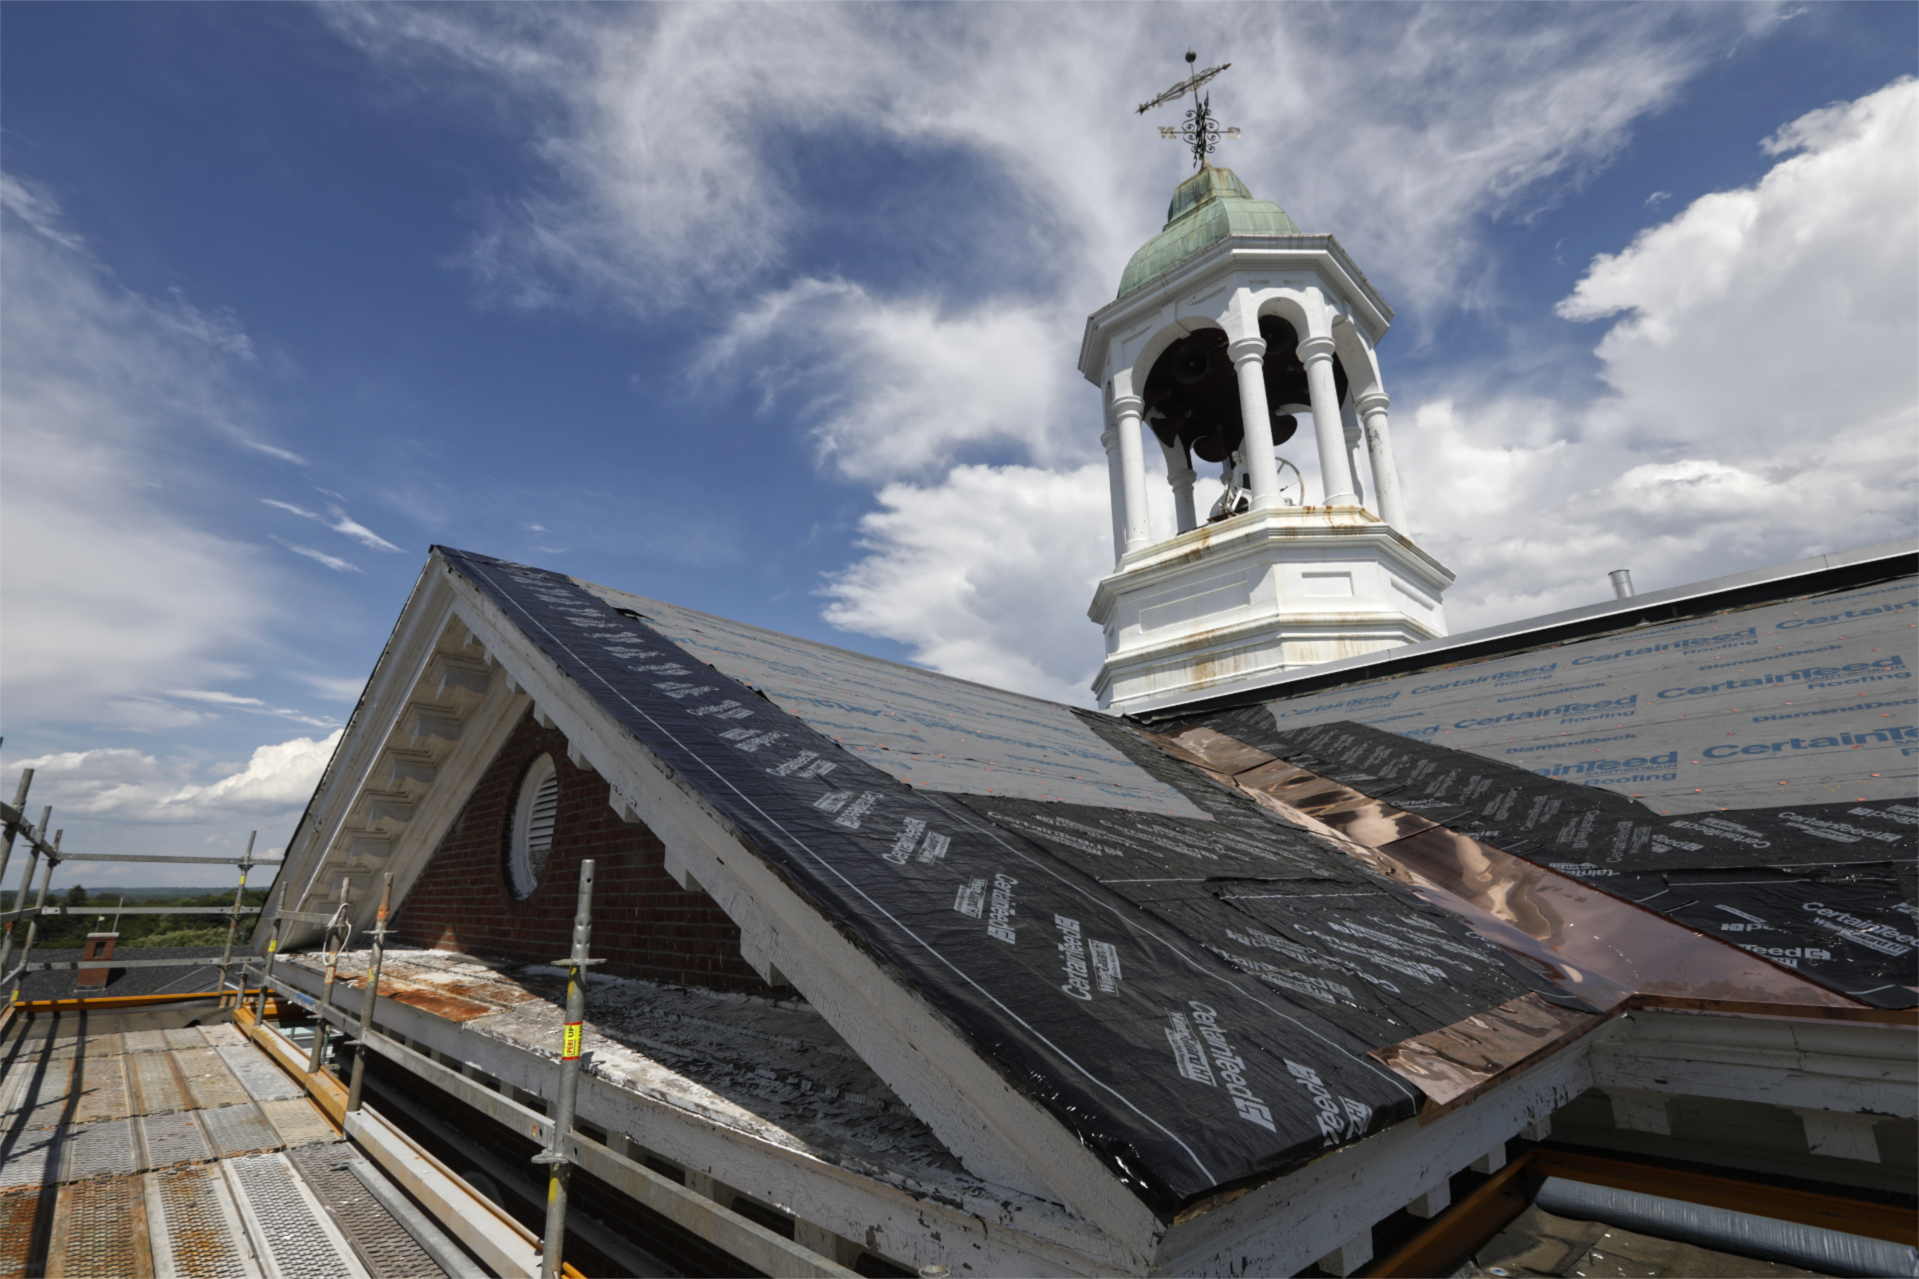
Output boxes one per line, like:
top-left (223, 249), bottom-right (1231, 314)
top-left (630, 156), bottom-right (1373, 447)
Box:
top-left (390, 708), bottom-right (782, 995)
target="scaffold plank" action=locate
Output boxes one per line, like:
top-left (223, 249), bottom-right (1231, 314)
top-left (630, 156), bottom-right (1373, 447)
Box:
top-left (45, 1174), bottom-right (152, 1279)
top-left (199, 1104), bottom-right (282, 1159)
top-left (128, 1050), bottom-right (191, 1116)
top-left (175, 1048), bottom-right (251, 1110)
top-left (2, 1056), bottom-right (73, 1131)
top-left (217, 1046), bottom-right (303, 1104)
top-left (200, 1025), bottom-right (247, 1049)
top-left (0, 1184), bottom-right (52, 1279)
top-left (288, 1144), bottom-right (447, 1279)
top-left (145, 1166), bottom-right (261, 1279)
top-left (58, 1117), bottom-right (140, 1183)
top-left (258, 1099), bottom-right (337, 1149)
top-left (69, 1055), bottom-right (131, 1125)
top-left (140, 1111), bottom-right (215, 1170)
top-left (0, 1130), bottom-right (60, 1192)
top-left (221, 1153), bottom-right (365, 1279)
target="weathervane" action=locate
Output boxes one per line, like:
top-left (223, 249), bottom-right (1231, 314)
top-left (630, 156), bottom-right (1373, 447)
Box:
top-left (1137, 50), bottom-right (1241, 169)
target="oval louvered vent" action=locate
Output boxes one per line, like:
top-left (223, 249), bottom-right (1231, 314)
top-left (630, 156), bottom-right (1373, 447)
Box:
top-left (508, 754), bottom-right (559, 899)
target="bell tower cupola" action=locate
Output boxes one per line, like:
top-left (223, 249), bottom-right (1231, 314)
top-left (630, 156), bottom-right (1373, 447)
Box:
top-left (1080, 54), bottom-right (1454, 714)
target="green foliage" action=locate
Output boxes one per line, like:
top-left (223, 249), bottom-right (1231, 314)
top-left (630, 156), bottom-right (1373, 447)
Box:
top-left (64, 884), bottom-right (88, 910)
top-left (134, 927), bottom-right (235, 948)
top-left (24, 887), bottom-right (268, 950)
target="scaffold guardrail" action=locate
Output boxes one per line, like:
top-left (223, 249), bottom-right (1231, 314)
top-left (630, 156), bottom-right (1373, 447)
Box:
top-left (0, 760), bottom-right (278, 1004)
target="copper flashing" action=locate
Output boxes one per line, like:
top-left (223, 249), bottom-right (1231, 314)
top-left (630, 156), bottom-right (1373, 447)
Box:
top-left (1146, 723), bottom-right (1877, 1103)
top-left (1368, 992), bottom-right (1600, 1113)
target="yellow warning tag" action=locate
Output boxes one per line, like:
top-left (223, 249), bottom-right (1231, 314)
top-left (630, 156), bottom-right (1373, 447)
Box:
top-left (267, 939), bottom-right (278, 953)
top-left (563, 1022), bottom-right (583, 1060)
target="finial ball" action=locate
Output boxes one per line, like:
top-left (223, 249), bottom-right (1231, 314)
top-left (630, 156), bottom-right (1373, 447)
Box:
top-left (1185, 50), bottom-right (1197, 63)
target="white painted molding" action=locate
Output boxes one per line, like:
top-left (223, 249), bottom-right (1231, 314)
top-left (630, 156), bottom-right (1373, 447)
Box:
top-left (1793, 1109), bottom-right (1882, 1163)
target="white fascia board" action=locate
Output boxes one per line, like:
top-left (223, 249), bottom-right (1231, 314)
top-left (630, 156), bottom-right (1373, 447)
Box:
top-left (1589, 1011), bottom-right (1918, 1118)
top-left (262, 567), bottom-right (529, 949)
top-left (272, 949), bottom-right (1128, 1275)
top-left (1152, 1042), bottom-right (1592, 1277)
top-left (436, 562), bottom-right (1162, 1262)
top-left (268, 569), bottom-right (462, 942)
top-left (1081, 235), bottom-right (1394, 383)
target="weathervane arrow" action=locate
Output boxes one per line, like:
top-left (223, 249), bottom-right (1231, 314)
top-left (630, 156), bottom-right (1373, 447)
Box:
top-left (1137, 50), bottom-right (1242, 169)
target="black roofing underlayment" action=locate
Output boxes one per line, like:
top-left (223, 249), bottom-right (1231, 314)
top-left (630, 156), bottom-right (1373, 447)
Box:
top-left (444, 548), bottom-right (1567, 1214)
top-left (1191, 715), bottom-right (1917, 1009)
top-left (1185, 566), bottom-right (1919, 1012)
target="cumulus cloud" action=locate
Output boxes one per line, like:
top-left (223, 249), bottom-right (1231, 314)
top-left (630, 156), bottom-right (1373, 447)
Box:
top-left (14, 731), bottom-right (343, 825)
top-left (698, 279), bottom-right (1078, 481)
top-left (821, 465), bottom-right (1114, 703)
top-left (1403, 77), bottom-right (1917, 626)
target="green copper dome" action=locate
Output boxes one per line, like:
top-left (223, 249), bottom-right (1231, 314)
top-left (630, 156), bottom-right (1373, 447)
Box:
top-left (1117, 165), bottom-right (1304, 298)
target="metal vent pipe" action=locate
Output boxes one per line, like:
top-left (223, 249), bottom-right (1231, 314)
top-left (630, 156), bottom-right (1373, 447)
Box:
top-left (1534, 1177), bottom-right (1918, 1279)
top-left (1609, 569), bottom-right (1635, 598)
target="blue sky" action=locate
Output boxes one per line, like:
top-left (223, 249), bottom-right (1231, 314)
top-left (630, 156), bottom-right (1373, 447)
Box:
top-left (3, 3), bottom-right (1914, 885)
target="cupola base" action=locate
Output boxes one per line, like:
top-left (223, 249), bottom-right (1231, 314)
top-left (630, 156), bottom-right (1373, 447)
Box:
top-left (1089, 505), bottom-right (1454, 715)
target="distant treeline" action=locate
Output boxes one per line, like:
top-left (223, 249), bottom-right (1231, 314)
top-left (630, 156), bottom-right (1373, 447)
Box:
top-left (0, 886), bottom-right (268, 949)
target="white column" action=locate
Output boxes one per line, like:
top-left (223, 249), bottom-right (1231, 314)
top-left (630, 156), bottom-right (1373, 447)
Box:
top-left (1161, 438), bottom-right (1198, 533)
top-left (1339, 401), bottom-right (1368, 509)
top-left (1228, 337), bottom-right (1283, 511)
top-left (1100, 427), bottom-right (1127, 563)
top-left (1298, 335), bottom-right (1357, 506)
top-left (1110, 394), bottom-right (1152, 553)
top-left (1355, 390), bottom-right (1406, 530)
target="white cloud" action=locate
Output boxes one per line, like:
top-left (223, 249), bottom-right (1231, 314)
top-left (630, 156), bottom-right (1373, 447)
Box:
top-left (262, 498), bottom-right (403, 552)
top-left (699, 279), bottom-right (1078, 481)
top-left (15, 731), bottom-right (343, 825)
top-left (275, 539), bottom-right (363, 574)
top-left (330, 5), bottom-right (1753, 323)
top-left (162, 689), bottom-right (339, 729)
top-left (821, 464), bottom-right (1113, 704)
top-left (1404, 77), bottom-right (1917, 626)
top-left (0, 176), bottom-right (275, 727)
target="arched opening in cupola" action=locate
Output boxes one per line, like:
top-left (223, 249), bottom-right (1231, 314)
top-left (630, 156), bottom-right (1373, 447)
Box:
top-left (1141, 316), bottom-right (1349, 524)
